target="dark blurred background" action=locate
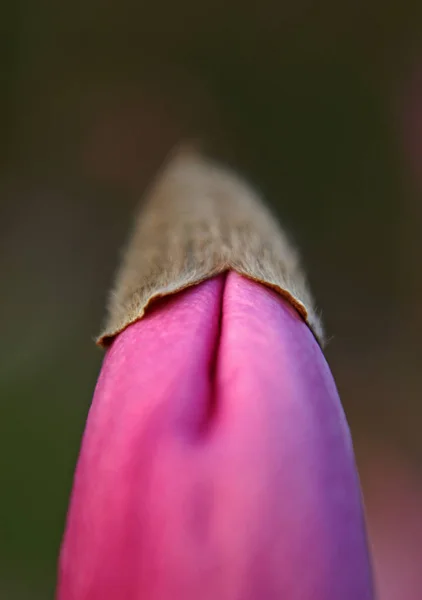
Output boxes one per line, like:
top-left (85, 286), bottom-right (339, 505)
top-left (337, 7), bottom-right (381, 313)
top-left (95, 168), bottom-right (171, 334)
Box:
top-left (1, 2), bottom-right (422, 598)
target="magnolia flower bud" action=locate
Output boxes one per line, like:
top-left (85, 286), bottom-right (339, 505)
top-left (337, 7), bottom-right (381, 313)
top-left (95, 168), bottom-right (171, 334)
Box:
top-left (57, 150), bottom-right (374, 600)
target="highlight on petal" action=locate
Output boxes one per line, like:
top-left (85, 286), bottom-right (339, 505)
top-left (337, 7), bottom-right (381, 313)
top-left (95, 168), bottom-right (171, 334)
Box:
top-left (57, 272), bottom-right (374, 600)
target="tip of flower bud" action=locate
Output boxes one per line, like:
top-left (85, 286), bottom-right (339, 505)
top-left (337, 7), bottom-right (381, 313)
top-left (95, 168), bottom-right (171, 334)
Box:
top-left (97, 145), bottom-right (324, 347)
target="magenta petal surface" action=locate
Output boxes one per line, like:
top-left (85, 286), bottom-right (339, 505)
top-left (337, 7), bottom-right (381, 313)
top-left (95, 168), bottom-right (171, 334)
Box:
top-left (57, 272), bottom-right (373, 600)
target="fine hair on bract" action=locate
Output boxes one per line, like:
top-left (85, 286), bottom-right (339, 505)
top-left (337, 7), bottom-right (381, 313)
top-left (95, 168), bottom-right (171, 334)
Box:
top-left (97, 145), bottom-right (324, 347)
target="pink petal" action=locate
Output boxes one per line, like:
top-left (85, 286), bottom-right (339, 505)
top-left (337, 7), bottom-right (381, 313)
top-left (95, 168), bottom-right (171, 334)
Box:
top-left (57, 272), bottom-right (373, 599)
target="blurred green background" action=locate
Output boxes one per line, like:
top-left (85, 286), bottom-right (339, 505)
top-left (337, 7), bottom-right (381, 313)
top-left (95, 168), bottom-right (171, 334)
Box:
top-left (1, 2), bottom-right (422, 598)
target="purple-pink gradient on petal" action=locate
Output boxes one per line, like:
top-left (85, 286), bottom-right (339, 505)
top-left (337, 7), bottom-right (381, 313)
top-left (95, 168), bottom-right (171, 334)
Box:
top-left (57, 272), bottom-right (374, 600)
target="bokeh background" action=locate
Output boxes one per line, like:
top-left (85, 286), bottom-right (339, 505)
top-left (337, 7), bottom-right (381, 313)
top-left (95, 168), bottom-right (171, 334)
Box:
top-left (2, 2), bottom-right (422, 598)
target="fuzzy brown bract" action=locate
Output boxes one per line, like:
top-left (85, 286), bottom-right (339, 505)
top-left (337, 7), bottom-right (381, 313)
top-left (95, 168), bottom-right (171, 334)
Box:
top-left (97, 147), bottom-right (324, 347)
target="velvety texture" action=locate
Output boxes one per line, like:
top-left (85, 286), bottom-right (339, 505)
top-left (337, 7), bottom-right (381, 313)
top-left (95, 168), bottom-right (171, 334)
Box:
top-left (57, 272), bottom-right (374, 599)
